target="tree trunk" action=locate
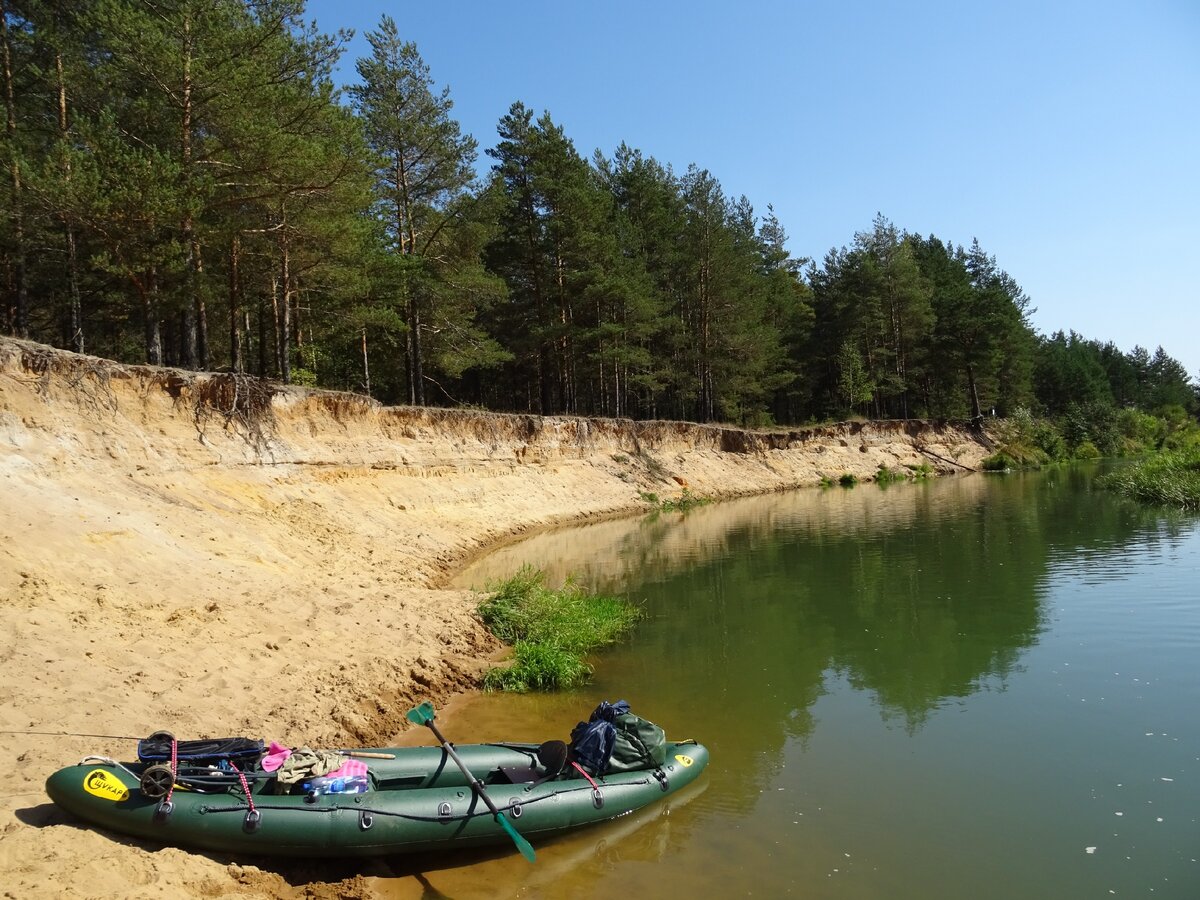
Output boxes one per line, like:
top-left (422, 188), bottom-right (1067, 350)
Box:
top-left (54, 48), bottom-right (83, 352)
top-left (408, 299), bottom-right (424, 406)
top-left (966, 363), bottom-right (982, 420)
top-left (361, 326), bottom-right (371, 397)
top-left (179, 13), bottom-right (208, 369)
top-left (278, 240), bottom-right (291, 383)
top-left (229, 235), bottom-right (242, 372)
top-left (269, 275), bottom-right (281, 377)
top-left (257, 292), bottom-right (268, 377)
top-left (143, 267), bottom-right (163, 365)
top-left (1, 2), bottom-right (28, 337)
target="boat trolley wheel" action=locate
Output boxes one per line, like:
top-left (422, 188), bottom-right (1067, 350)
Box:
top-left (140, 764), bottom-right (176, 799)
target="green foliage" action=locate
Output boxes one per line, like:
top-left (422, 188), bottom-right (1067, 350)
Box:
top-left (1062, 401), bottom-right (1119, 455)
top-left (1073, 440), bottom-right (1101, 460)
top-left (476, 566), bottom-right (641, 691)
top-left (839, 472), bottom-right (858, 487)
top-left (1098, 449), bottom-right (1200, 509)
top-left (1158, 405), bottom-right (1200, 451)
top-left (875, 464), bottom-right (904, 486)
top-left (905, 462), bottom-right (934, 479)
top-left (1116, 408), bottom-right (1165, 455)
top-left (481, 641), bottom-right (590, 692)
top-left (981, 453), bottom-right (1016, 471)
top-left (640, 488), bottom-right (709, 512)
top-left (2, 9), bottom-right (1192, 429)
top-left (1035, 335), bottom-right (1196, 421)
top-left (836, 341), bottom-right (874, 415)
top-left (988, 407), bottom-right (1053, 467)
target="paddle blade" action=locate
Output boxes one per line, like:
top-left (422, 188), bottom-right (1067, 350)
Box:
top-left (496, 811), bottom-right (536, 863)
top-left (405, 701), bottom-right (435, 726)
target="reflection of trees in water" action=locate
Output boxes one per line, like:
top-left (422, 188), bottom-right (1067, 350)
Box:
top-left (587, 469), bottom-right (1188, 811)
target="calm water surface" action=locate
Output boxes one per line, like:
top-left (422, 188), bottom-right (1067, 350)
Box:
top-left (392, 469), bottom-right (1199, 899)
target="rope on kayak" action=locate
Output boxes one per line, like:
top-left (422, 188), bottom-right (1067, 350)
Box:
top-left (78, 755), bottom-right (141, 783)
top-left (228, 760), bottom-right (261, 832)
top-left (195, 778), bottom-right (654, 824)
top-left (570, 761), bottom-right (606, 808)
top-left (155, 737), bottom-right (178, 822)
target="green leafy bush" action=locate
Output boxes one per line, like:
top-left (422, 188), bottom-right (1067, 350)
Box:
top-left (839, 472), bottom-right (858, 487)
top-left (981, 453), bottom-right (1015, 471)
top-left (989, 407), bottom-right (1055, 467)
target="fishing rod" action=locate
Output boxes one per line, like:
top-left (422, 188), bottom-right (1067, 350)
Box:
top-left (0, 729), bottom-right (143, 740)
top-left (2, 730), bottom-right (397, 760)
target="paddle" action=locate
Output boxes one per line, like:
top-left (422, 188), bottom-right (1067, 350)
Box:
top-left (405, 701), bottom-right (536, 863)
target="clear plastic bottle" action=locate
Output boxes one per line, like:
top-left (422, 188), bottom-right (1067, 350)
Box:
top-left (303, 774), bottom-right (370, 795)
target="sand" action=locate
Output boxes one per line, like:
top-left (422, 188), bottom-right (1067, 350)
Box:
top-left (0, 338), bottom-right (992, 898)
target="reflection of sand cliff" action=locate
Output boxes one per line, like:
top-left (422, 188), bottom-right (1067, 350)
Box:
top-left (455, 474), bottom-right (990, 591)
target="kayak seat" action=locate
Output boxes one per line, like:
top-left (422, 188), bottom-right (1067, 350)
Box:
top-left (498, 740), bottom-right (569, 784)
top-left (537, 740), bottom-right (568, 777)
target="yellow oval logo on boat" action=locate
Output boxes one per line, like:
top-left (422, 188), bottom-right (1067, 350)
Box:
top-left (674, 754), bottom-right (694, 767)
top-left (83, 769), bottom-right (129, 802)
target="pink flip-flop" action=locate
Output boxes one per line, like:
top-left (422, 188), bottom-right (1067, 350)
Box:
top-left (260, 741), bottom-right (292, 772)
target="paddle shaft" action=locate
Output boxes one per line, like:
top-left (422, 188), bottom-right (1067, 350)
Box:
top-left (406, 701), bottom-right (534, 862)
top-left (423, 719), bottom-right (503, 819)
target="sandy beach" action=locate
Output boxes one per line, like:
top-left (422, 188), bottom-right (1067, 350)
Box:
top-left (0, 338), bottom-right (992, 898)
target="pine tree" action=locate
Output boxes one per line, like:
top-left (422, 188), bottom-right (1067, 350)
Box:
top-left (348, 17), bottom-right (502, 405)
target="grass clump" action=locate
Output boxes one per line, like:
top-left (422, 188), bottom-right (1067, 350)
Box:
top-left (875, 464), bottom-right (903, 486)
top-left (839, 472), bottom-right (858, 487)
top-left (477, 566), bottom-right (641, 691)
top-left (639, 488), bottom-right (710, 512)
top-left (1097, 448), bottom-right (1200, 510)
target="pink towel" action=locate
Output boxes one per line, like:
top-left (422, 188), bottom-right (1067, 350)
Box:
top-left (325, 758), bottom-right (368, 779)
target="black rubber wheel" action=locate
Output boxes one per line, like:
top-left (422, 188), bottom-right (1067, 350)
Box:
top-left (145, 730), bottom-right (175, 744)
top-left (140, 764), bottom-right (175, 799)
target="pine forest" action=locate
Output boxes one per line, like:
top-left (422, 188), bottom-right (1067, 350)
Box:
top-left (2, 2), bottom-right (1195, 439)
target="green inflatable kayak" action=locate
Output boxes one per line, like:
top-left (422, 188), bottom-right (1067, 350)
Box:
top-left (45, 727), bottom-right (709, 858)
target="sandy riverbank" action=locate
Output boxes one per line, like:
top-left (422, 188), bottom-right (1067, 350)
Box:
top-left (0, 337), bottom-right (993, 898)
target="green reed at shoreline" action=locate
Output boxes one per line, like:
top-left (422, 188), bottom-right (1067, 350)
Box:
top-left (477, 566), bottom-right (642, 691)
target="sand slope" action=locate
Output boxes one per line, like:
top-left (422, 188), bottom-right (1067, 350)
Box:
top-left (0, 338), bottom-right (992, 898)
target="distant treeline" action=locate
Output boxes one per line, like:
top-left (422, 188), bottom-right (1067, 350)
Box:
top-left (2, 2), bottom-right (1195, 426)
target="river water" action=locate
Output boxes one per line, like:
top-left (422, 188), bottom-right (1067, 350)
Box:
top-left (394, 468), bottom-right (1199, 899)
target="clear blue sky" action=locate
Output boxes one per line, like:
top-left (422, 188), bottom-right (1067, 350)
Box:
top-left (305, 0), bottom-right (1200, 379)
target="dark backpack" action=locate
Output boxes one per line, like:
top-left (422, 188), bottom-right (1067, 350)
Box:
top-left (568, 699), bottom-right (627, 775)
top-left (569, 700), bottom-right (667, 775)
top-left (607, 711), bottom-right (667, 773)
